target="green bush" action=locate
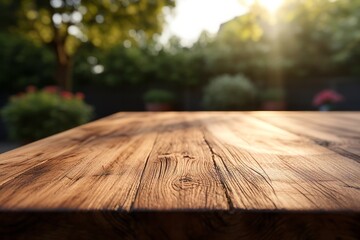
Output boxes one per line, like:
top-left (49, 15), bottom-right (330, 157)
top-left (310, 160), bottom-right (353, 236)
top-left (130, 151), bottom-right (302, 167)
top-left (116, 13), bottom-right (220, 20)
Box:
top-left (203, 74), bottom-right (257, 110)
top-left (143, 89), bottom-right (175, 103)
top-left (0, 33), bottom-right (55, 92)
top-left (1, 86), bottom-right (93, 142)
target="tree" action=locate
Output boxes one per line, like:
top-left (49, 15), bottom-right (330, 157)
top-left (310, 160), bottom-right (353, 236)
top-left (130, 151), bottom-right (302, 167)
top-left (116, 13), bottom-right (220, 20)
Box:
top-left (207, 0), bottom-right (360, 86)
top-left (0, 33), bottom-right (55, 92)
top-left (0, 0), bottom-right (175, 90)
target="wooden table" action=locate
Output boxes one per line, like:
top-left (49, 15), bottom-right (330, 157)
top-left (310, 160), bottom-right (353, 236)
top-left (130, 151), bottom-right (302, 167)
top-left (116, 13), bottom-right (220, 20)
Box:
top-left (0, 112), bottom-right (359, 239)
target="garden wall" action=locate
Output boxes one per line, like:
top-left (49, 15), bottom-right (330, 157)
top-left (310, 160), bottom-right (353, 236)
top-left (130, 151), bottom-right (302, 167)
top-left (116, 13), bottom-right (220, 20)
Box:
top-left (0, 77), bottom-right (359, 141)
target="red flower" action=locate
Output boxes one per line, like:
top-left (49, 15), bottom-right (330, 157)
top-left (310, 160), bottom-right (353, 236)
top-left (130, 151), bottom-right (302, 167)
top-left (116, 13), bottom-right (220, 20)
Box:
top-left (313, 89), bottom-right (344, 106)
top-left (26, 85), bottom-right (36, 93)
top-left (61, 91), bottom-right (73, 99)
top-left (43, 86), bottom-right (58, 94)
top-left (75, 92), bottom-right (85, 100)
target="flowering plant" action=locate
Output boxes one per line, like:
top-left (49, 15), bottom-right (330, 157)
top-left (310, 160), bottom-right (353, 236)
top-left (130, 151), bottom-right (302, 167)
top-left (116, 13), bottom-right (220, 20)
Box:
top-left (313, 89), bottom-right (344, 107)
top-left (1, 86), bottom-right (93, 142)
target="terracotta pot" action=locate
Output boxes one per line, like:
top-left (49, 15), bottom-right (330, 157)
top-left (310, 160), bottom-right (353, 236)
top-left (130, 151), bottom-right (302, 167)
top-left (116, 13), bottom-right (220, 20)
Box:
top-left (262, 101), bottom-right (286, 111)
top-left (145, 103), bottom-right (172, 111)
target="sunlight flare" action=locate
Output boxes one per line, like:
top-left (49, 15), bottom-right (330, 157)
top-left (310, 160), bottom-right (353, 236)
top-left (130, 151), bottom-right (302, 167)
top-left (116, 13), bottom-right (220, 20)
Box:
top-left (257, 0), bottom-right (284, 12)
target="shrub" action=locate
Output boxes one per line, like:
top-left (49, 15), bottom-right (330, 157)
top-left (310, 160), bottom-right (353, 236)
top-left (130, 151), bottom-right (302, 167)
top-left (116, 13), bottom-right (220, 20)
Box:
top-left (143, 89), bottom-right (175, 103)
top-left (203, 74), bottom-right (257, 110)
top-left (0, 33), bottom-right (55, 92)
top-left (1, 86), bottom-right (93, 142)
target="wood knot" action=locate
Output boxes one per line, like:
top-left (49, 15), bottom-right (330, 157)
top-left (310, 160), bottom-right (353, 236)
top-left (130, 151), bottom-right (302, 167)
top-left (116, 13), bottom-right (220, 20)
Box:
top-left (172, 175), bottom-right (200, 191)
top-left (179, 176), bottom-right (192, 183)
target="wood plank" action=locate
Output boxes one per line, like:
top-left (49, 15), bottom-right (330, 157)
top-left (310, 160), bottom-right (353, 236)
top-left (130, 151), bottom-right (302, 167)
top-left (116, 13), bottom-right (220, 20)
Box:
top-left (200, 112), bottom-right (360, 211)
top-left (0, 112), bottom-right (129, 187)
top-left (0, 113), bottom-right (163, 210)
top-left (133, 113), bottom-right (228, 210)
top-left (251, 112), bottom-right (360, 158)
top-left (1, 112), bottom-right (359, 212)
top-left (0, 112), bottom-right (359, 239)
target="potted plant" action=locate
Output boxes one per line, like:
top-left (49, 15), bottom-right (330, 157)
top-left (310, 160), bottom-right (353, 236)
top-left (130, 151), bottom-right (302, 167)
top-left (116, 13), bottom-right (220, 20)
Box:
top-left (261, 88), bottom-right (286, 111)
top-left (143, 89), bottom-right (175, 111)
top-left (203, 74), bottom-right (257, 110)
top-left (1, 86), bottom-right (93, 143)
top-left (313, 89), bottom-right (344, 111)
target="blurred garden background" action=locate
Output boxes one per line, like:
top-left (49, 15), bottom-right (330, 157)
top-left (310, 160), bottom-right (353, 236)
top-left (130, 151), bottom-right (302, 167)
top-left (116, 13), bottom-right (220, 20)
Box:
top-left (0, 0), bottom-right (360, 150)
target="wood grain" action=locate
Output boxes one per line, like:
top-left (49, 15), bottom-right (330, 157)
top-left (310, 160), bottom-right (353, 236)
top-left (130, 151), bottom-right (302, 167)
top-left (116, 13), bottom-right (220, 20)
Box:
top-left (0, 112), bottom-right (359, 239)
top-left (251, 112), bottom-right (360, 160)
top-left (200, 112), bottom-right (360, 211)
top-left (133, 113), bottom-right (228, 210)
top-left (0, 113), bottom-right (164, 210)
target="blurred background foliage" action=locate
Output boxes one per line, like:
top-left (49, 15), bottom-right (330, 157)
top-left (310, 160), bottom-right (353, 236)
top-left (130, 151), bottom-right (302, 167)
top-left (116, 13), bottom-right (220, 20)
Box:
top-left (203, 74), bottom-right (257, 110)
top-left (1, 88), bottom-right (93, 142)
top-left (1, 0), bottom-right (359, 93)
top-left (0, 33), bottom-right (55, 91)
top-left (0, 0), bottom-right (359, 144)
top-left (0, 0), bottom-right (359, 109)
top-left (0, 0), bottom-right (175, 90)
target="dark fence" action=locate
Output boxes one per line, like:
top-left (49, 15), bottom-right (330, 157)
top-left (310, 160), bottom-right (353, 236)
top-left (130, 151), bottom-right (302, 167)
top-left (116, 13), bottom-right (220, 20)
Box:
top-left (285, 76), bottom-right (360, 110)
top-left (81, 85), bottom-right (204, 118)
top-left (0, 76), bottom-right (359, 141)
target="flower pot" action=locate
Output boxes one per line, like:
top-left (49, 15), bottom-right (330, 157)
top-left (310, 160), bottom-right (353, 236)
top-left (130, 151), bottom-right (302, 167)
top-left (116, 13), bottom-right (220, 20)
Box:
top-left (261, 101), bottom-right (286, 111)
top-left (145, 103), bottom-right (172, 111)
top-left (319, 104), bottom-right (332, 111)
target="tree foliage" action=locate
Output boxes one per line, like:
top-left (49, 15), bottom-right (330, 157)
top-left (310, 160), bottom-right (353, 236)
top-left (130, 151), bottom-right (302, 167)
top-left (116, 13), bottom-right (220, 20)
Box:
top-left (0, 33), bottom-right (55, 92)
top-left (0, 0), bottom-right (175, 89)
top-left (1, 0), bottom-right (359, 93)
top-left (211, 0), bottom-right (360, 83)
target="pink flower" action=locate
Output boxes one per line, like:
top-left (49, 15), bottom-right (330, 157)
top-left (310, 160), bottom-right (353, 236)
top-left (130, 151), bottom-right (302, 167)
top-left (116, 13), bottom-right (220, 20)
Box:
top-left (313, 89), bottom-right (344, 106)
top-left (61, 91), bottom-right (73, 99)
top-left (43, 86), bottom-right (58, 94)
top-left (26, 85), bottom-right (36, 93)
top-left (75, 92), bottom-right (85, 100)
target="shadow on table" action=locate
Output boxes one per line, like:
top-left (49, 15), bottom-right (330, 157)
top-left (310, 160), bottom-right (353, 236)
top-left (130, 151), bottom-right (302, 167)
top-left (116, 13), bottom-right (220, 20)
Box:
top-left (0, 210), bottom-right (359, 239)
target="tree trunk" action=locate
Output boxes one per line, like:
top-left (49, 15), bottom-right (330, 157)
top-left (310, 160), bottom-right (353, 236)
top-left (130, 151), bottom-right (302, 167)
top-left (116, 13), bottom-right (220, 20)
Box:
top-left (53, 37), bottom-right (73, 91)
top-left (55, 57), bottom-right (73, 91)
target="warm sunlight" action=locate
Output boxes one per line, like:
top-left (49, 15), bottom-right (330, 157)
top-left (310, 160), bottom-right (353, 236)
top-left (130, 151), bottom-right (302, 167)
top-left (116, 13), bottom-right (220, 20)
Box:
top-left (162, 0), bottom-right (246, 45)
top-left (161, 0), bottom-right (286, 45)
top-left (257, 0), bottom-right (284, 12)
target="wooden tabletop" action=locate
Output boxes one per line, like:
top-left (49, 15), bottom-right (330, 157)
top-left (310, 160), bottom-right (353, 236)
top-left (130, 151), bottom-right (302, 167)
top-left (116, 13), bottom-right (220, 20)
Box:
top-left (0, 112), bottom-right (359, 239)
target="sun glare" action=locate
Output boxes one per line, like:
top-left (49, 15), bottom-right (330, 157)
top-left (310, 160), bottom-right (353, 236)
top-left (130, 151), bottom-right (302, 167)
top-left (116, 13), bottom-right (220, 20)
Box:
top-left (162, 0), bottom-right (246, 45)
top-left (258, 0), bottom-right (284, 12)
top-left (162, 0), bottom-right (285, 45)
